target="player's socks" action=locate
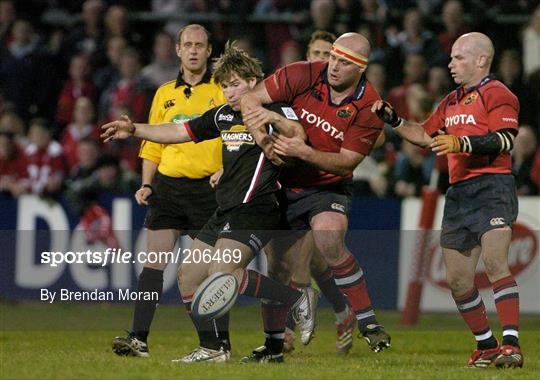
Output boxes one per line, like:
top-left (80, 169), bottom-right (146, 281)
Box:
top-left (452, 287), bottom-right (497, 349)
top-left (238, 269), bottom-right (301, 305)
top-left (329, 254), bottom-right (378, 332)
top-left (312, 266), bottom-right (348, 314)
top-left (261, 300), bottom-right (289, 354)
top-left (492, 275), bottom-right (520, 347)
top-left (131, 267), bottom-right (163, 342)
top-left (182, 296), bottom-right (230, 350)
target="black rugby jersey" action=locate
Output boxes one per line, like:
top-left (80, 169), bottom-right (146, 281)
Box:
top-left (185, 102), bottom-right (297, 210)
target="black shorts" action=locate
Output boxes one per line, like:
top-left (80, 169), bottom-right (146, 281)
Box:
top-left (144, 172), bottom-right (217, 235)
top-left (196, 195), bottom-right (284, 253)
top-left (440, 174), bottom-right (518, 252)
top-left (283, 181), bottom-right (353, 230)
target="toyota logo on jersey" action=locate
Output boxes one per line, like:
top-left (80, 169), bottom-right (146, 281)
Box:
top-left (299, 108), bottom-right (345, 141)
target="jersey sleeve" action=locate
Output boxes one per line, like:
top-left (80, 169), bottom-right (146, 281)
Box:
top-left (484, 86), bottom-right (520, 133)
top-left (265, 102), bottom-right (299, 120)
top-left (342, 106), bottom-right (383, 155)
top-left (139, 89), bottom-right (163, 164)
top-left (422, 95), bottom-right (448, 136)
top-left (184, 106), bottom-right (220, 143)
top-left (264, 61), bottom-right (316, 103)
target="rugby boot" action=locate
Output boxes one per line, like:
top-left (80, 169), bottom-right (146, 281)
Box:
top-left (172, 346), bottom-right (231, 363)
top-left (240, 346), bottom-right (284, 363)
top-left (361, 324), bottom-right (391, 353)
top-left (336, 306), bottom-right (355, 354)
top-left (493, 345), bottom-right (523, 369)
top-left (112, 331), bottom-right (149, 357)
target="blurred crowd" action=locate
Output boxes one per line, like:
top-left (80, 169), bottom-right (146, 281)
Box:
top-left (1, 0), bottom-right (539, 207)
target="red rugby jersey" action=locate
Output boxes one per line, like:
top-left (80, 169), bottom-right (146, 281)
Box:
top-left (423, 76), bottom-right (519, 184)
top-left (264, 61), bottom-right (383, 188)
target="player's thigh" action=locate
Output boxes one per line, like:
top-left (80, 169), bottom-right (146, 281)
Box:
top-left (442, 245), bottom-right (482, 294)
top-left (177, 238), bottom-right (214, 294)
top-left (145, 228), bottom-right (181, 270)
top-left (480, 227), bottom-right (512, 281)
top-left (209, 238), bottom-right (254, 275)
top-left (266, 231), bottom-right (306, 284)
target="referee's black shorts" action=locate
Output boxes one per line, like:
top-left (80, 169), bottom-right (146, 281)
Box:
top-left (144, 172), bottom-right (217, 235)
top-left (440, 174), bottom-right (518, 252)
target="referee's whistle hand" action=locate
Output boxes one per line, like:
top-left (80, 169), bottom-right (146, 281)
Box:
top-left (135, 187), bottom-right (152, 205)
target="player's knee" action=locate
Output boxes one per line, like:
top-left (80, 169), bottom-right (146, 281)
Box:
top-left (483, 256), bottom-right (510, 280)
top-left (446, 272), bottom-right (473, 294)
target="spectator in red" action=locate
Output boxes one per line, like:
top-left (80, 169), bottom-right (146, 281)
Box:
top-left (56, 54), bottom-right (97, 127)
top-left (99, 47), bottom-right (149, 124)
top-left (60, 97), bottom-right (100, 172)
top-left (23, 118), bottom-right (66, 196)
top-left (438, 0), bottom-right (469, 57)
top-left (0, 129), bottom-right (27, 197)
top-left (387, 52), bottom-right (427, 120)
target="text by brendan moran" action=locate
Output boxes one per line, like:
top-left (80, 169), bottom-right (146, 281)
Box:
top-left (40, 289), bottom-right (159, 303)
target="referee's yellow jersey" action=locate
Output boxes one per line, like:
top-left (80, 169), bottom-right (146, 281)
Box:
top-left (139, 69), bottom-right (226, 178)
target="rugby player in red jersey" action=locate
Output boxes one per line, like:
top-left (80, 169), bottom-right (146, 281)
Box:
top-left (102, 43), bottom-right (316, 364)
top-left (372, 32), bottom-right (523, 368)
top-left (241, 32), bottom-right (391, 355)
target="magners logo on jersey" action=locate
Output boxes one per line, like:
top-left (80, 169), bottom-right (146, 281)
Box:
top-left (300, 109), bottom-right (344, 141)
top-left (445, 114), bottom-right (477, 128)
top-left (221, 125), bottom-right (255, 152)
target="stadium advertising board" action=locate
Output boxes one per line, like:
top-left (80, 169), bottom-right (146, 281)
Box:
top-left (398, 196), bottom-right (540, 313)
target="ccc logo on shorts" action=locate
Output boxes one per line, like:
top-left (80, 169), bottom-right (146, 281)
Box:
top-left (331, 203), bottom-right (345, 213)
top-left (490, 217), bottom-right (506, 226)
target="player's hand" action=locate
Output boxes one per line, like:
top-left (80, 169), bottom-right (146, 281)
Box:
top-left (101, 115), bottom-right (136, 142)
top-left (134, 186), bottom-right (152, 205)
top-left (430, 133), bottom-right (462, 156)
top-left (209, 168), bottom-right (223, 188)
top-left (272, 134), bottom-right (310, 159)
top-left (243, 108), bottom-right (277, 132)
top-left (371, 100), bottom-right (402, 127)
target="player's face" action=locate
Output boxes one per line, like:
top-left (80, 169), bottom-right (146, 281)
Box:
top-left (448, 41), bottom-right (478, 88)
top-left (221, 74), bottom-right (256, 111)
top-left (327, 51), bottom-right (363, 91)
top-left (177, 28), bottom-right (211, 73)
top-left (306, 39), bottom-right (332, 62)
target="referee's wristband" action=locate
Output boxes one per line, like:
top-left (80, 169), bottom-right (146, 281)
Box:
top-left (141, 184), bottom-right (153, 192)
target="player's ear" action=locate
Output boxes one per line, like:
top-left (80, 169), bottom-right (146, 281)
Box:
top-left (248, 77), bottom-right (257, 89)
top-left (175, 43), bottom-right (182, 59)
top-left (477, 55), bottom-right (487, 68)
top-left (206, 44), bottom-right (212, 59)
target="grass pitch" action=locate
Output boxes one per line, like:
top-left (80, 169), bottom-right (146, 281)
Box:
top-left (1, 302), bottom-right (539, 379)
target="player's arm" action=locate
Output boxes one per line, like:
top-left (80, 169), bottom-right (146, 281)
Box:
top-left (273, 135), bottom-right (364, 176)
top-left (430, 129), bottom-right (517, 156)
top-left (240, 81), bottom-right (275, 113)
top-left (371, 100), bottom-right (432, 148)
top-left (101, 115), bottom-right (192, 144)
top-left (242, 107), bottom-right (306, 140)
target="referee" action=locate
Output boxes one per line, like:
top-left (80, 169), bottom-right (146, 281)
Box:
top-left (112, 24), bottom-right (225, 357)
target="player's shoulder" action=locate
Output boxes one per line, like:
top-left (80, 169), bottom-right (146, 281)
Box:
top-left (480, 79), bottom-right (518, 104)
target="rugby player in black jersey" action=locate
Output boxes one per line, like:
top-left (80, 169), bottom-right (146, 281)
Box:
top-left (101, 42), bottom-right (316, 364)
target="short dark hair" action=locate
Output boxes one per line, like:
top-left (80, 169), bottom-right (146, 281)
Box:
top-left (308, 30), bottom-right (336, 50)
top-left (212, 41), bottom-right (264, 85)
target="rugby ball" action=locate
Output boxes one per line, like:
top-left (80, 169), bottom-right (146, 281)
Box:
top-left (191, 272), bottom-right (238, 320)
